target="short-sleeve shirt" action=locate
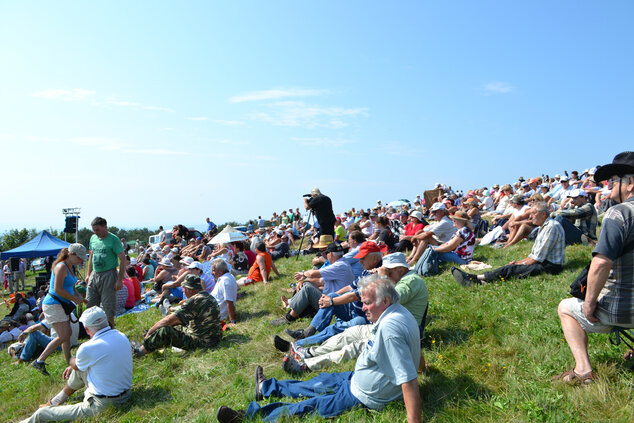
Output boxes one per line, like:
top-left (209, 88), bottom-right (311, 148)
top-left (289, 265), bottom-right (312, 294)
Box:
top-left (212, 273), bottom-right (238, 320)
top-left (424, 216), bottom-right (456, 243)
top-left (307, 194), bottom-right (336, 230)
top-left (75, 327), bottom-right (132, 396)
top-left (454, 226), bottom-right (476, 262)
top-left (528, 218), bottom-right (565, 265)
top-left (89, 232), bottom-right (124, 272)
top-left (593, 198), bottom-right (634, 325)
top-left (318, 260), bottom-right (355, 295)
top-left (404, 222), bottom-right (425, 236)
top-left (350, 303), bottom-right (420, 410)
top-left (340, 246), bottom-right (364, 278)
top-left (395, 270), bottom-right (429, 325)
top-left (174, 291), bottom-right (222, 347)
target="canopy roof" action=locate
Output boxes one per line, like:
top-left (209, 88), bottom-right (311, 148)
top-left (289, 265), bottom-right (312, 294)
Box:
top-left (208, 225), bottom-right (248, 245)
top-left (0, 231), bottom-right (71, 259)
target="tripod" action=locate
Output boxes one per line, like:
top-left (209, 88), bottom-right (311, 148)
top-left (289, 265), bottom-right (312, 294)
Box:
top-left (295, 209), bottom-right (314, 260)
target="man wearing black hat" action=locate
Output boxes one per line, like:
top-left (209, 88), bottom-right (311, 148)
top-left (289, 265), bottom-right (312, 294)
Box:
top-left (270, 243), bottom-right (354, 326)
top-left (133, 274), bottom-right (222, 356)
top-left (555, 152), bottom-right (634, 384)
top-left (304, 187), bottom-right (336, 238)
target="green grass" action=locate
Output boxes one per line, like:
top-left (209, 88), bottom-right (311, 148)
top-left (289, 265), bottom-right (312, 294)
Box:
top-left (2, 242), bottom-right (633, 422)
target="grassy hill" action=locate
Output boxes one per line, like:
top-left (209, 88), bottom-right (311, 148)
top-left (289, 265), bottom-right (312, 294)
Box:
top-left (2, 240), bottom-right (633, 422)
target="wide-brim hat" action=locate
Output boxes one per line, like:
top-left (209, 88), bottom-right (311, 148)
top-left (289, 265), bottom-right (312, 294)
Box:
top-left (451, 211), bottom-right (470, 222)
top-left (594, 151), bottom-right (634, 183)
top-left (314, 235), bottom-right (334, 249)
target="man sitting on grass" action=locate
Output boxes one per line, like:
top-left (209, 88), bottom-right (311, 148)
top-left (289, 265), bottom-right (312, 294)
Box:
top-left (217, 274), bottom-right (422, 423)
top-left (452, 202), bottom-right (565, 286)
top-left (277, 253), bottom-right (428, 375)
top-left (19, 306), bottom-right (132, 423)
top-left (133, 274), bottom-right (222, 356)
top-left (270, 243), bottom-right (354, 326)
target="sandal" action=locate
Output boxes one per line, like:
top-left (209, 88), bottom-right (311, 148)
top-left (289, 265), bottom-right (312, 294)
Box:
top-left (553, 368), bottom-right (595, 385)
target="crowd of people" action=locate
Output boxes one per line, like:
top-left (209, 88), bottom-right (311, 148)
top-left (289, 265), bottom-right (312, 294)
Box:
top-left (3, 152), bottom-right (634, 422)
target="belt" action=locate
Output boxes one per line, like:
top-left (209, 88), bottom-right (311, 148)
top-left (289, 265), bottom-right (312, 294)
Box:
top-left (94, 390), bottom-right (129, 399)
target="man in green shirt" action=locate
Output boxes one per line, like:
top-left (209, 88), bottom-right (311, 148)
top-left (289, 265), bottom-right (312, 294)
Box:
top-left (86, 217), bottom-right (126, 327)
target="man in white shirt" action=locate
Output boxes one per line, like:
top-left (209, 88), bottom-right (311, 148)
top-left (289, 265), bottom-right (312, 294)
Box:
top-left (211, 259), bottom-right (238, 324)
top-left (406, 202), bottom-right (456, 265)
top-left (19, 306), bottom-right (132, 423)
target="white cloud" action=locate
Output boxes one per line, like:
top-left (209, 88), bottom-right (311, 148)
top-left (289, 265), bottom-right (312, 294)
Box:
top-left (124, 148), bottom-right (190, 156)
top-left (213, 119), bottom-right (244, 126)
top-left (292, 137), bottom-right (355, 148)
top-left (107, 100), bottom-right (138, 107)
top-left (250, 101), bottom-right (368, 128)
top-left (67, 137), bottom-right (126, 151)
top-left (229, 88), bottom-right (328, 103)
top-left (187, 117), bottom-right (208, 121)
top-left (482, 81), bottom-right (514, 94)
top-left (142, 105), bottom-right (174, 112)
top-left (67, 137), bottom-right (188, 156)
top-left (31, 88), bottom-right (96, 101)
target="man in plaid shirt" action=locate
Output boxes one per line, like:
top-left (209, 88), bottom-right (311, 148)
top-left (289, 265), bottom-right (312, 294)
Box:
top-left (452, 202), bottom-right (565, 286)
top-left (555, 151), bottom-right (634, 385)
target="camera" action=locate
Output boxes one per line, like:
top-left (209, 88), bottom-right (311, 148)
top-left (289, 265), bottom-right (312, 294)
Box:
top-left (302, 193), bottom-right (312, 198)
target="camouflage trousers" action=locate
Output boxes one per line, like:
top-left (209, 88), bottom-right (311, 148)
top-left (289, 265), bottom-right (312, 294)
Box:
top-left (143, 327), bottom-right (217, 352)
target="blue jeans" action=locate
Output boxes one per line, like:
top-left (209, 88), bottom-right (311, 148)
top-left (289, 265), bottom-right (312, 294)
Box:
top-left (554, 215), bottom-right (583, 245)
top-left (245, 371), bottom-right (363, 421)
top-left (20, 331), bottom-right (54, 361)
top-left (416, 247), bottom-right (467, 276)
top-left (309, 296), bottom-right (354, 332)
top-left (298, 315), bottom-right (368, 347)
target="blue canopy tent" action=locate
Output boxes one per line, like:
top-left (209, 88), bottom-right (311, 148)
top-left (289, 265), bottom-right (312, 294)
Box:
top-left (0, 230), bottom-right (70, 259)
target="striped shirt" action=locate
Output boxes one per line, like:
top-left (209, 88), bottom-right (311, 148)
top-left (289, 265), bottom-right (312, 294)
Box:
top-left (529, 218), bottom-right (565, 265)
top-left (200, 272), bottom-right (215, 294)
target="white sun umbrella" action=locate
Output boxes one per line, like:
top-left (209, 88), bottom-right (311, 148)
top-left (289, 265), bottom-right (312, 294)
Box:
top-left (208, 225), bottom-right (248, 245)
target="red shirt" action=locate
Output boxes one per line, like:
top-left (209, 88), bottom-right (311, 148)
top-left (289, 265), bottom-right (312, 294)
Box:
top-left (404, 222), bottom-right (425, 236)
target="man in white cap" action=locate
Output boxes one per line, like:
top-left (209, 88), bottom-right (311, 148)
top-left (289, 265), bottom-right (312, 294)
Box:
top-left (406, 202), bottom-right (456, 266)
top-left (19, 306), bottom-right (132, 422)
top-left (550, 189), bottom-right (598, 245)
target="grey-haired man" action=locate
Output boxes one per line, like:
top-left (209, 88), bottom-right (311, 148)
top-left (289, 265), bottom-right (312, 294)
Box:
top-left (19, 306), bottom-right (132, 423)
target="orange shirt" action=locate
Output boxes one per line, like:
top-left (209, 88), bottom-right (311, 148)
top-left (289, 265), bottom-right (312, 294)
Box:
top-left (247, 251), bottom-right (272, 282)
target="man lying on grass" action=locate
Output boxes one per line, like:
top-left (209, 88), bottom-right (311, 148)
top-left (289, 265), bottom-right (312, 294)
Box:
top-left (217, 274), bottom-right (422, 423)
top-left (132, 274), bottom-right (222, 357)
top-left (452, 202), bottom-right (565, 286)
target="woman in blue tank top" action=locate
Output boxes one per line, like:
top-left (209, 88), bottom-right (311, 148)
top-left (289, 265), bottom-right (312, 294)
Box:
top-left (31, 244), bottom-right (88, 376)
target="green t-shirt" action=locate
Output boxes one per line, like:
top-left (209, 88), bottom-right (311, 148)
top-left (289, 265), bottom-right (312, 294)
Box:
top-left (395, 270), bottom-right (429, 326)
top-left (335, 224), bottom-right (347, 241)
top-left (89, 232), bottom-right (124, 272)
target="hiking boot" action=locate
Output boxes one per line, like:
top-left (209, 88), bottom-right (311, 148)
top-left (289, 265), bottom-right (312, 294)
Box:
top-left (285, 328), bottom-right (305, 340)
top-left (216, 406), bottom-right (245, 423)
top-left (451, 267), bottom-right (479, 287)
top-left (273, 335), bottom-right (291, 353)
top-left (31, 360), bottom-right (49, 376)
top-left (290, 343), bottom-right (311, 360)
top-left (254, 365), bottom-right (265, 401)
top-left (282, 354), bottom-right (308, 375)
top-left (270, 312), bottom-right (295, 326)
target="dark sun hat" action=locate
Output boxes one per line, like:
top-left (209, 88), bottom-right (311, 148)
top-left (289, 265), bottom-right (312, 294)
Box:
top-left (594, 151), bottom-right (634, 183)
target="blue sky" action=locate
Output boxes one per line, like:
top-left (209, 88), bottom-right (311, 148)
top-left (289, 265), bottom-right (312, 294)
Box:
top-left (1, 1), bottom-right (632, 233)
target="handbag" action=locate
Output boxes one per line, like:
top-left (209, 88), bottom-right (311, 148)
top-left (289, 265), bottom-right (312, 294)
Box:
top-left (49, 292), bottom-right (77, 319)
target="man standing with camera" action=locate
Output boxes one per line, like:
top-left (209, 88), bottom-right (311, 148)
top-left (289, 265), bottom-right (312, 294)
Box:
top-left (304, 188), bottom-right (336, 238)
